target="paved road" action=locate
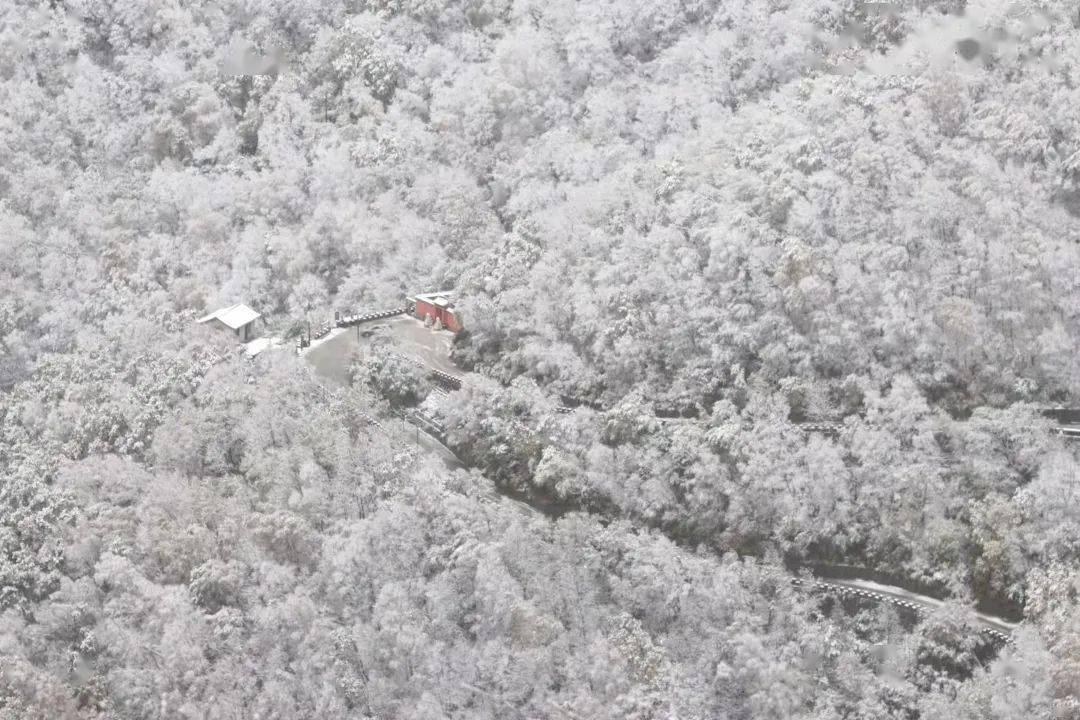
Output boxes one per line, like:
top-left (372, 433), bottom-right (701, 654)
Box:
top-left (305, 316), bottom-right (459, 386)
top-left (301, 324), bottom-right (1023, 641)
top-left (808, 421), bottom-right (1080, 441)
top-left (806, 577), bottom-right (1018, 639)
top-left (396, 414), bottom-right (540, 519)
top-left (1054, 424), bottom-right (1080, 439)
top-left (303, 328), bottom-right (355, 386)
top-left (400, 415), bottom-right (1021, 639)
top-left (379, 316), bottom-right (461, 378)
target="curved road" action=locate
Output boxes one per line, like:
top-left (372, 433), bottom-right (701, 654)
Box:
top-left (411, 416), bottom-right (1020, 642)
top-left (795, 577), bottom-right (1016, 641)
top-left (303, 315), bottom-right (1023, 643)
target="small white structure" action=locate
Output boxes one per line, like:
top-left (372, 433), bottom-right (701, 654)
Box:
top-left (197, 303), bottom-right (262, 342)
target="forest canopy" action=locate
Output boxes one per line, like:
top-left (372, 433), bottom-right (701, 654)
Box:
top-left (2, 0), bottom-right (1080, 718)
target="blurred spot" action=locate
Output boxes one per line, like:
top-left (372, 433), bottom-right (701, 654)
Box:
top-left (1056, 188), bottom-right (1080, 218)
top-left (863, 2), bottom-right (902, 18)
top-left (840, 20), bottom-right (864, 41)
top-left (801, 647), bottom-right (824, 671)
top-left (996, 656), bottom-right (1022, 678)
top-left (869, 642), bottom-right (905, 685)
top-left (223, 38), bottom-right (287, 76)
top-left (861, 4), bottom-right (1064, 77)
top-left (1024, 11), bottom-right (1052, 32)
top-left (955, 38), bottom-right (980, 61)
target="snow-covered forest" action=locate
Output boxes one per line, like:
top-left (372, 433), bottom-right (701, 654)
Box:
top-left (3, 0), bottom-right (1080, 717)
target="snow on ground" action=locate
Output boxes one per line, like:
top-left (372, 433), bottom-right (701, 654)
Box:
top-left (300, 327), bottom-right (348, 355)
top-left (304, 316), bottom-right (459, 386)
top-left (244, 336), bottom-right (285, 358)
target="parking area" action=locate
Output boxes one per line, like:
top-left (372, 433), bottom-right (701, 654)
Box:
top-left (305, 315), bottom-right (461, 386)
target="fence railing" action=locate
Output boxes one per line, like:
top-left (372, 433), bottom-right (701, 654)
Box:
top-left (311, 320), bottom-right (333, 342)
top-left (401, 409), bottom-right (447, 442)
top-left (296, 307), bottom-right (409, 352)
top-left (336, 307), bottom-right (407, 327)
top-left (801, 422), bottom-right (842, 434)
top-left (790, 577), bottom-right (1012, 643)
top-left (430, 369), bottom-right (463, 390)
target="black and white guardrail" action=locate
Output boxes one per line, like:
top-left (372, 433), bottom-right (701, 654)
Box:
top-left (553, 415), bottom-right (1076, 443)
top-left (803, 421), bottom-right (1079, 441)
top-left (430, 369), bottom-right (463, 390)
top-left (336, 307), bottom-right (407, 327)
top-left (790, 577), bottom-right (1013, 643)
top-left (404, 409), bottom-right (446, 439)
top-left (311, 320), bottom-right (333, 341)
top-left (800, 422), bottom-right (842, 434)
top-left (297, 307), bottom-right (409, 353)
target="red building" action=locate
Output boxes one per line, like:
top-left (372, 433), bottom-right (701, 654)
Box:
top-left (408, 291), bottom-right (462, 333)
